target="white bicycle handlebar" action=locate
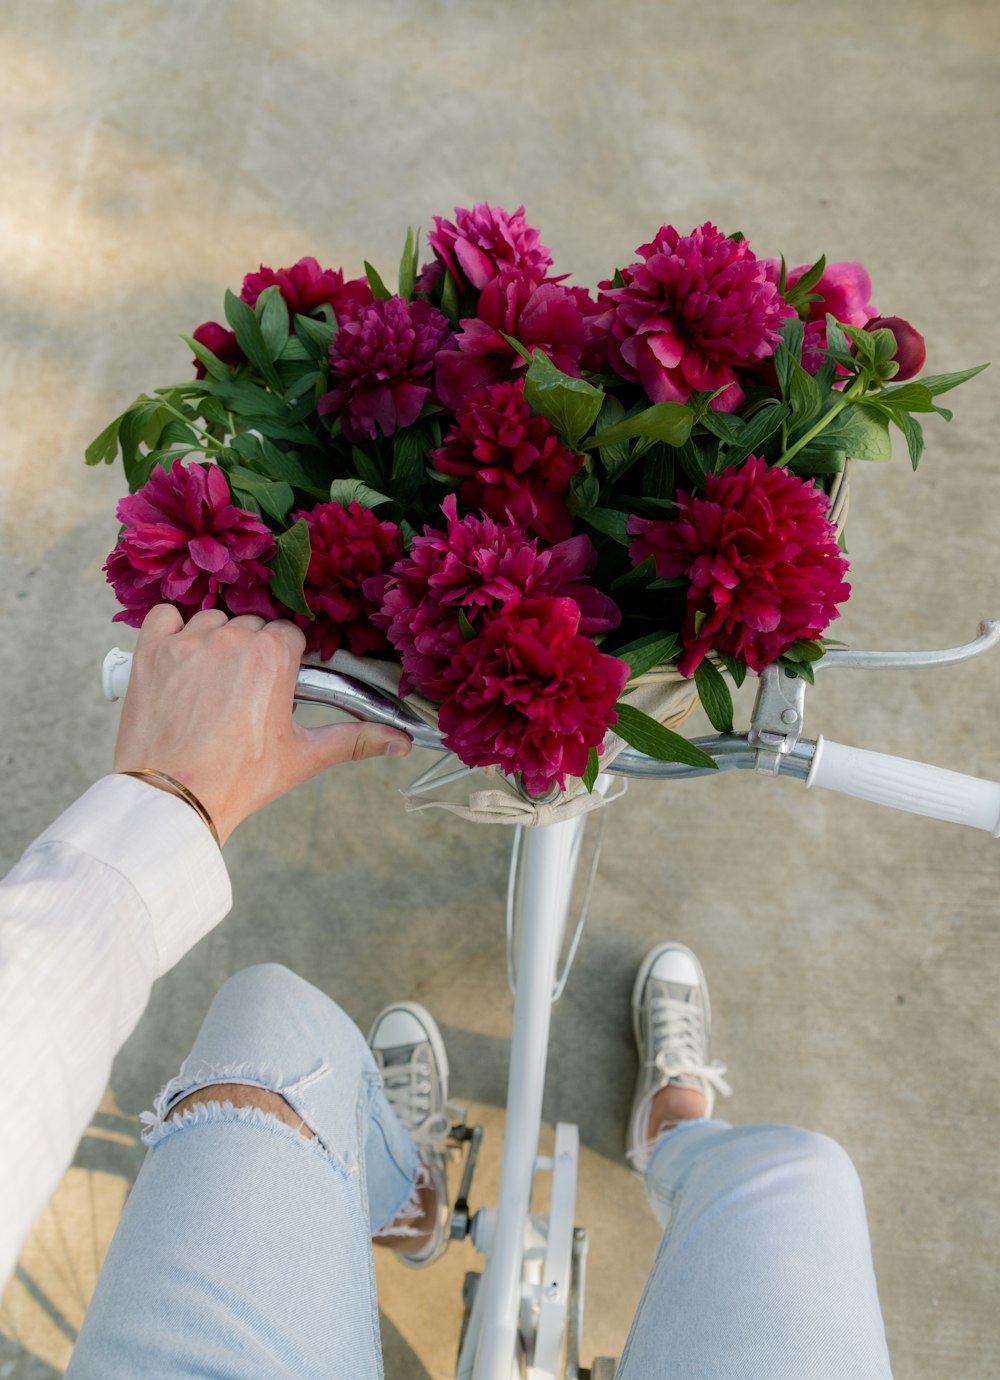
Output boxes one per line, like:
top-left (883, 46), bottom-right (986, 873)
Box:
top-left (101, 648), bottom-right (1000, 835)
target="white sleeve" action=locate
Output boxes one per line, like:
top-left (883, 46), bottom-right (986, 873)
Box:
top-left (0, 774), bottom-right (232, 1286)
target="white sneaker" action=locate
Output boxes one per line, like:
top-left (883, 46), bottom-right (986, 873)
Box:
top-left (368, 1001), bottom-right (451, 1267)
top-left (627, 943), bottom-right (732, 1172)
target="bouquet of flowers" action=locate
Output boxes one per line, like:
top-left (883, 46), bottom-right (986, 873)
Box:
top-left (89, 204), bottom-right (985, 798)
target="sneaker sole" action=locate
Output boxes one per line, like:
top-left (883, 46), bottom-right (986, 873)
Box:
top-left (630, 941), bottom-right (712, 1056)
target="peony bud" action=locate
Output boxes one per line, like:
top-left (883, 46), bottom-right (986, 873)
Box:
top-left (864, 315), bottom-right (926, 381)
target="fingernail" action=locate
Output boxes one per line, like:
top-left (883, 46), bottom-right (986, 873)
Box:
top-left (383, 739), bottom-right (411, 757)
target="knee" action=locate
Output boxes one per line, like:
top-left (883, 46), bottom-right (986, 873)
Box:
top-left (768, 1126), bottom-right (865, 1202)
top-left (214, 962), bottom-right (308, 1008)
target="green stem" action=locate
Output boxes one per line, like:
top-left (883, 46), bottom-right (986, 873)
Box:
top-left (158, 399), bottom-right (222, 453)
top-left (779, 373), bottom-right (868, 467)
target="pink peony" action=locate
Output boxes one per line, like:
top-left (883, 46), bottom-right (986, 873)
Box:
top-left (764, 260), bottom-right (876, 375)
top-left (191, 320), bottom-right (244, 378)
top-left (435, 271), bottom-right (589, 410)
top-left (605, 223), bottom-right (788, 412)
top-left (435, 595), bottom-right (630, 794)
top-left (430, 378), bottom-right (583, 542)
top-left (104, 459), bottom-right (281, 627)
top-left (628, 455), bottom-right (850, 676)
top-left (428, 203), bottom-right (553, 292)
top-left (365, 493), bottom-right (620, 699)
top-left (863, 315), bottom-right (926, 381)
top-left (293, 500), bottom-right (404, 661)
top-left (241, 256), bottom-right (373, 323)
top-left (318, 296), bottom-right (453, 442)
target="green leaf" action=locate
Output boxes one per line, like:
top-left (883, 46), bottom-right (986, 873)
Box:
top-left (782, 255), bottom-right (826, 313)
top-left (611, 268), bottom-right (627, 289)
top-left (398, 226), bottom-right (418, 302)
top-left (364, 261), bottom-right (393, 301)
top-left (391, 425), bottom-right (427, 502)
top-left (676, 437), bottom-right (714, 487)
top-left (268, 518), bottom-right (312, 618)
top-left (824, 315), bottom-right (850, 358)
top-left (612, 631), bottom-right (681, 679)
top-left (774, 317), bottom-right (805, 398)
top-left (86, 413), bottom-right (124, 465)
top-left (584, 401), bottom-right (694, 451)
top-left (831, 403), bottom-right (893, 461)
top-left (582, 746), bottom-right (600, 794)
top-left (350, 444), bottom-right (386, 491)
top-left (906, 362), bottom-right (989, 397)
top-left (580, 507), bottom-right (631, 544)
top-left (594, 394), bottom-right (629, 475)
top-left (570, 460), bottom-right (600, 512)
top-left (257, 285), bottom-right (290, 362)
top-left (227, 465), bottom-right (294, 523)
top-left (224, 290), bottom-right (282, 388)
top-left (724, 402), bottom-right (790, 466)
top-left (294, 313), bottom-right (338, 359)
top-left (716, 651), bottom-right (748, 689)
top-left (278, 333), bottom-right (312, 363)
top-left (201, 378), bottom-right (285, 419)
top-left (693, 658), bottom-right (734, 733)
top-left (458, 609), bottom-right (476, 641)
top-left (181, 334), bottom-right (232, 381)
top-left (613, 702), bottom-right (717, 770)
top-left (521, 349), bottom-right (605, 448)
top-left (329, 477), bottom-right (392, 508)
top-left (886, 407), bottom-right (925, 470)
top-left (778, 656), bottom-right (815, 685)
top-left (789, 360), bottom-right (823, 428)
top-left (784, 638), bottom-right (826, 663)
top-left (440, 268), bottom-right (461, 326)
top-left (610, 554), bottom-right (657, 592)
top-left (697, 410), bottom-right (744, 443)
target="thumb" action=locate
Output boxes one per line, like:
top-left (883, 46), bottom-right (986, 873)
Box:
top-left (296, 720), bottom-right (414, 773)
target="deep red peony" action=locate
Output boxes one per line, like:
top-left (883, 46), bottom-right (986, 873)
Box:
top-left (366, 494), bottom-right (620, 699)
top-left (435, 271), bottom-right (589, 410)
top-left (319, 296), bottom-right (453, 442)
top-left (241, 256), bottom-right (373, 322)
top-left (427, 203), bottom-right (553, 292)
top-left (628, 455), bottom-right (850, 675)
top-left (605, 223), bottom-right (788, 412)
top-left (430, 378), bottom-right (583, 542)
top-left (435, 595), bottom-right (630, 794)
top-left (104, 459), bottom-right (280, 626)
top-left (293, 500), bottom-right (404, 661)
top-left (191, 320), bottom-right (244, 379)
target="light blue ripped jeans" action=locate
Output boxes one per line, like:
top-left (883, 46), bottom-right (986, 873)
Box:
top-left (67, 964), bottom-right (893, 1380)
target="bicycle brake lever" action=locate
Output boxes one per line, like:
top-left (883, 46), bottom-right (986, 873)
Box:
top-left (815, 619), bottom-right (1000, 671)
top-left (748, 665), bottom-right (807, 775)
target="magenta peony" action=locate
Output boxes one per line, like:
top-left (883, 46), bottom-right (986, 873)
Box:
top-left (366, 494), bottom-right (620, 699)
top-left (241, 256), bottom-right (373, 322)
top-left (427, 203), bottom-right (553, 292)
top-left (864, 315), bottom-right (926, 381)
top-left (435, 271), bottom-right (589, 410)
top-left (191, 320), bottom-right (244, 378)
top-left (293, 500), bottom-right (404, 661)
top-left (318, 296), bottom-right (453, 442)
top-left (430, 378), bottom-right (583, 542)
top-left (104, 459), bottom-right (281, 626)
top-left (605, 223), bottom-right (788, 412)
top-left (628, 455), bottom-right (850, 676)
top-left (435, 595), bottom-right (630, 794)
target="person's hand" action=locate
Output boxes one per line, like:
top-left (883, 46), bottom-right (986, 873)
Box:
top-left (112, 605), bottom-right (412, 844)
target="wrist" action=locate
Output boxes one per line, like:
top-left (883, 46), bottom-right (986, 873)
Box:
top-left (117, 769), bottom-right (222, 848)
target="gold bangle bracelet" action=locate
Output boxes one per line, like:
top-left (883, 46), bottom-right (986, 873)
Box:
top-left (118, 769), bottom-right (221, 848)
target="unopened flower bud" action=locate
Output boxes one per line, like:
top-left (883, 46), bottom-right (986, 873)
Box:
top-left (864, 315), bottom-right (926, 381)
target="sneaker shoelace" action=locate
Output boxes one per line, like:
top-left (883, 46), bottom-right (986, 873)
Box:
top-left (647, 992), bottom-right (732, 1101)
top-left (381, 1053), bottom-right (450, 1146)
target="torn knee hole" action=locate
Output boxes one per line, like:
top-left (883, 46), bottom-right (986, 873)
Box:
top-left (170, 1082), bottom-right (316, 1140)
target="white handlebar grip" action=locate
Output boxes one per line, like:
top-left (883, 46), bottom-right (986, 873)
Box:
top-left (807, 737), bottom-right (1000, 836)
top-left (102, 648), bottom-right (134, 702)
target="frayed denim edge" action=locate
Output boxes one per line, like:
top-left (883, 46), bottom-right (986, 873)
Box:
top-left (139, 1097), bottom-right (357, 1177)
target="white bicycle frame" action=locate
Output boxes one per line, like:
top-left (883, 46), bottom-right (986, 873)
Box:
top-left (102, 619), bottom-right (1000, 1380)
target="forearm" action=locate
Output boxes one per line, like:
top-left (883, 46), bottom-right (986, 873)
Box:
top-left (0, 775), bottom-right (231, 1283)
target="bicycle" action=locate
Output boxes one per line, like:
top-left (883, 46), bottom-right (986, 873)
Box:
top-left (103, 619), bottom-right (1000, 1380)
